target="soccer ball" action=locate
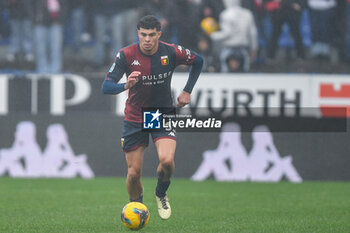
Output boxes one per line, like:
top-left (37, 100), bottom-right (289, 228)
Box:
top-left (121, 202), bottom-right (150, 230)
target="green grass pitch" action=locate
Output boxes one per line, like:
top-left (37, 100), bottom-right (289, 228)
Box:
top-left (0, 178), bottom-right (349, 233)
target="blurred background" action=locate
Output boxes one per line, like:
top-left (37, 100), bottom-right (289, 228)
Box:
top-left (0, 0), bottom-right (349, 74)
top-left (1, 0), bottom-right (350, 182)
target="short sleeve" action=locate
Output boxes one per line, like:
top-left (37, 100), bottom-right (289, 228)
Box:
top-left (173, 44), bottom-right (197, 66)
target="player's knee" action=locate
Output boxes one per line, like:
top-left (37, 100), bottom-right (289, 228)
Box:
top-left (159, 155), bottom-right (174, 169)
top-left (128, 168), bottom-right (142, 182)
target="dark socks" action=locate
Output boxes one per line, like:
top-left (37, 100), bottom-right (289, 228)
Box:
top-left (130, 194), bottom-right (143, 203)
top-left (155, 179), bottom-right (170, 198)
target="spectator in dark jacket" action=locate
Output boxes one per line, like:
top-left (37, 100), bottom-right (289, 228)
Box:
top-left (33, 0), bottom-right (67, 73)
top-left (66, 0), bottom-right (90, 53)
top-left (142, 0), bottom-right (178, 44)
top-left (5, 0), bottom-right (34, 62)
top-left (196, 32), bottom-right (221, 72)
top-left (199, 0), bottom-right (225, 21)
top-left (334, 0), bottom-right (347, 62)
top-left (91, 0), bottom-right (140, 67)
top-left (265, 0), bottom-right (305, 60)
top-left (307, 0), bottom-right (336, 60)
top-left (174, 0), bottom-right (202, 50)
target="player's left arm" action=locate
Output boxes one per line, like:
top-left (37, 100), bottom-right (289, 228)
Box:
top-left (174, 46), bottom-right (204, 107)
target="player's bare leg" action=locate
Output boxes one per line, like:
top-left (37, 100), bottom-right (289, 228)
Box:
top-left (154, 138), bottom-right (176, 219)
top-left (156, 139), bottom-right (176, 181)
top-left (125, 146), bottom-right (145, 202)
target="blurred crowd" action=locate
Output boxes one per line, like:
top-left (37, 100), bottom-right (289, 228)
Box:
top-left (0, 0), bottom-right (350, 74)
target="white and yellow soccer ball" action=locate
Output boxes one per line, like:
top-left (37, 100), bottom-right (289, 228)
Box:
top-left (121, 202), bottom-right (150, 230)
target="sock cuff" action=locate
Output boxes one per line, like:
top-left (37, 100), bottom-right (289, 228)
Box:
top-left (130, 194), bottom-right (143, 203)
top-left (158, 179), bottom-right (170, 185)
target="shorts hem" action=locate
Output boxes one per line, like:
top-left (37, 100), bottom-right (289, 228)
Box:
top-left (123, 143), bottom-right (148, 152)
top-left (153, 136), bottom-right (177, 143)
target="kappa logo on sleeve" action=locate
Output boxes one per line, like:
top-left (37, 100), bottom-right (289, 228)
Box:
top-left (185, 49), bottom-right (191, 61)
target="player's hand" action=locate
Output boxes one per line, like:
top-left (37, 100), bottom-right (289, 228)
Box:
top-left (125, 71), bottom-right (141, 90)
top-left (177, 91), bottom-right (190, 107)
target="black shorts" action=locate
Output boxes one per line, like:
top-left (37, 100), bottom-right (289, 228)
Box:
top-left (121, 120), bottom-right (176, 152)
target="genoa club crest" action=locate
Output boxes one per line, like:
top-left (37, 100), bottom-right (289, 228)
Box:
top-left (161, 56), bottom-right (169, 65)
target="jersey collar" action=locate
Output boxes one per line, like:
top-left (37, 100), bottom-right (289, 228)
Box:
top-left (137, 42), bottom-right (160, 57)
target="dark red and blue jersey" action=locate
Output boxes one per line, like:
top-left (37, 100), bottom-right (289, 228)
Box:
top-left (104, 41), bottom-right (202, 123)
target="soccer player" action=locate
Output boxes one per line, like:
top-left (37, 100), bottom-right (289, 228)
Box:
top-left (101, 15), bottom-right (203, 220)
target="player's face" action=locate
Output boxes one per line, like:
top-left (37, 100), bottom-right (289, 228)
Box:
top-left (137, 28), bottom-right (162, 55)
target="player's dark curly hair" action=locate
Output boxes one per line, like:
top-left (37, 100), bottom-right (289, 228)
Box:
top-left (137, 15), bottom-right (161, 31)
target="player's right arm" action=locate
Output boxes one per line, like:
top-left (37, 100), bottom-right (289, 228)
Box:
top-left (124, 71), bottom-right (141, 90)
top-left (101, 51), bottom-right (140, 95)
